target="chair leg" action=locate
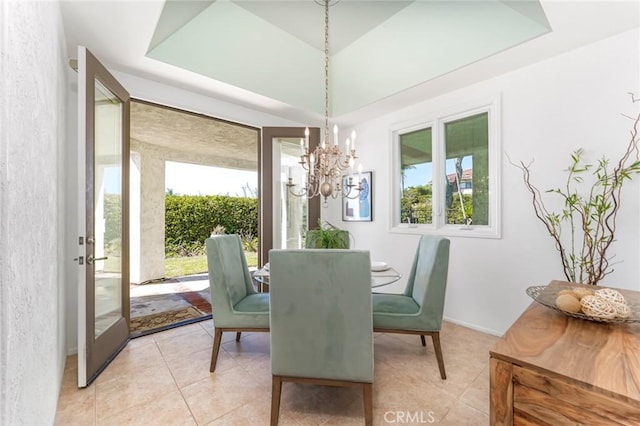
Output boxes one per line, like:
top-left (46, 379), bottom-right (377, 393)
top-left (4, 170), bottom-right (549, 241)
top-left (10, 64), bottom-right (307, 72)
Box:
top-left (420, 335), bottom-right (426, 346)
top-left (431, 332), bottom-right (446, 380)
top-left (363, 383), bottom-right (373, 426)
top-left (236, 332), bottom-right (242, 342)
top-left (210, 328), bottom-right (223, 372)
top-left (271, 375), bottom-right (283, 426)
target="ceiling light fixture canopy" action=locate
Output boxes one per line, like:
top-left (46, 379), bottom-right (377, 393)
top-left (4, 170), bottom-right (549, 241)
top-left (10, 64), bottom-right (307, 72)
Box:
top-left (286, 0), bottom-right (363, 207)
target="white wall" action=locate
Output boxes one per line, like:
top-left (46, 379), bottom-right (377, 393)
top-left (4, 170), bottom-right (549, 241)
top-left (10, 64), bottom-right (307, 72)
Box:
top-left (327, 28), bottom-right (640, 335)
top-left (0, 1), bottom-right (69, 424)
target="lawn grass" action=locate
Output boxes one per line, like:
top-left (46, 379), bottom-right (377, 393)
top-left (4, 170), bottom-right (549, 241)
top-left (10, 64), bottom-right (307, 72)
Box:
top-left (165, 252), bottom-right (258, 278)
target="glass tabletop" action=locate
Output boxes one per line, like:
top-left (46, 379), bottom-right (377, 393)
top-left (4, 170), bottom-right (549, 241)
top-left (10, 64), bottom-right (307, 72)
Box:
top-left (252, 265), bottom-right (402, 289)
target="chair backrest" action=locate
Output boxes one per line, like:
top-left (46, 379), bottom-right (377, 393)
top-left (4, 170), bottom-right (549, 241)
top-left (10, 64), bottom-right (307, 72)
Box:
top-left (269, 249), bottom-right (373, 383)
top-left (403, 236), bottom-right (450, 329)
top-left (206, 235), bottom-right (257, 318)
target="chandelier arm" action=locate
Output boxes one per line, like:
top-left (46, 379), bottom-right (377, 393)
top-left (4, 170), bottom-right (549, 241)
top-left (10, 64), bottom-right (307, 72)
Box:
top-left (343, 192), bottom-right (360, 200)
top-left (286, 180), bottom-right (307, 196)
top-left (314, 0), bottom-right (340, 5)
top-left (342, 180), bottom-right (363, 199)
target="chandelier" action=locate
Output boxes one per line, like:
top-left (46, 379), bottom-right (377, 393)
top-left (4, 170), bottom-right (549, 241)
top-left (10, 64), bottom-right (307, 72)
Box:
top-left (286, 0), bottom-right (363, 206)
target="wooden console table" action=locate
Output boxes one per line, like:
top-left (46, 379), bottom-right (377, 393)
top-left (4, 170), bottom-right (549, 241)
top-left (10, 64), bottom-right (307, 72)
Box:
top-left (490, 281), bottom-right (640, 425)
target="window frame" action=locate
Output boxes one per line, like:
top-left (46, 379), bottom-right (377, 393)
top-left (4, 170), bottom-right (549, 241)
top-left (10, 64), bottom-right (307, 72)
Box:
top-left (389, 96), bottom-right (501, 238)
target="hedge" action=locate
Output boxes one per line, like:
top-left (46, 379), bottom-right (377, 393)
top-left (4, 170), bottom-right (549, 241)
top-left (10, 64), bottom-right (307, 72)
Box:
top-left (165, 194), bottom-right (258, 256)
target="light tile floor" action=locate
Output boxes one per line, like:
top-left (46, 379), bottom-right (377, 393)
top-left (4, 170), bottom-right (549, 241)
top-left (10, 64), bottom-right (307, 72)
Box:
top-left (56, 321), bottom-right (497, 425)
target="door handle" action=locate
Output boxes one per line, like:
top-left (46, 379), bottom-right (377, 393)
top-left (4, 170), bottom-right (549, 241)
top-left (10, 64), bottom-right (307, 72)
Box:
top-left (87, 255), bottom-right (108, 264)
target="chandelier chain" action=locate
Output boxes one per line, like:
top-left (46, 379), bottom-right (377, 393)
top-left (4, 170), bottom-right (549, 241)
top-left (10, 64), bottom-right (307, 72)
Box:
top-left (285, 0), bottom-right (362, 205)
top-left (324, 0), bottom-right (330, 143)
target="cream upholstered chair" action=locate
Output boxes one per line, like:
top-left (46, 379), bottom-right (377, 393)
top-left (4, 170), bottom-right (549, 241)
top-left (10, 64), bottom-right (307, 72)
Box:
top-left (372, 235), bottom-right (450, 379)
top-left (269, 249), bottom-right (374, 425)
top-left (205, 235), bottom-right (269, 372)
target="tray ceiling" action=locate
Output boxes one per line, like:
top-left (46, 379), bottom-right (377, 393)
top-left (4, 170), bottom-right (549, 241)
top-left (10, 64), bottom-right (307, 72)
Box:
top-left (59, 1), bottom-right (640, 126)
top-left (146, 0), bottom-right (551, 117)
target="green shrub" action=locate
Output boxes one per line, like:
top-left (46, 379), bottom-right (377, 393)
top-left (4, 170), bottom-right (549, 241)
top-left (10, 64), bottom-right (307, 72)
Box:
top-left (239, 231), bottom-right (258, 252)
top-left (104, 194), bottom-right (122, 250)
top-left (165, 195), bottom-right (258, 256)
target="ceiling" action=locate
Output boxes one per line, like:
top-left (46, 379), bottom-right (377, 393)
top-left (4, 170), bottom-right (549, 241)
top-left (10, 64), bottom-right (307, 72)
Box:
top-left (130, 101), bottom-right (259, 169)
top-left (60, 1), bottom-right (640, 127)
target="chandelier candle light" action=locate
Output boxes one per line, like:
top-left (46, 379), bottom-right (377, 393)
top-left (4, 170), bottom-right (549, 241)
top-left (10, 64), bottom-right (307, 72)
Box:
top-left (286, 0), bottom-right (363, 206)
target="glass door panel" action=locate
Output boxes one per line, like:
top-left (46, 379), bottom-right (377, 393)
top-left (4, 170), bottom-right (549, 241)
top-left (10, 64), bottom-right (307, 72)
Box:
top-left (273, 138), bottom-right (308, 249)
top-left (93, 80), bottom-right (123, 338)
top-left (259, 127), bottom-right (320, 265)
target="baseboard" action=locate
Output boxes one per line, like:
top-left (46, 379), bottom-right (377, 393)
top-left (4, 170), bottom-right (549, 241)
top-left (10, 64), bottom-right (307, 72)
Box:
top-left (443, 316), bottom-right (502, 337)
top-left (67, 347), bottom-right (78, 356)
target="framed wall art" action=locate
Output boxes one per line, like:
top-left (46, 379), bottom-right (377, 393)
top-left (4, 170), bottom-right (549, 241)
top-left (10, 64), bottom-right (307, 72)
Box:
top-left (342, 171), bottom-right (372, 222)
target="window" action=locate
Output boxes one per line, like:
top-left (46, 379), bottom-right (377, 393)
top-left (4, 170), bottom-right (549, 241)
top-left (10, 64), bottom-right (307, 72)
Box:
top-left (391, 98), bottom-right (500, 238)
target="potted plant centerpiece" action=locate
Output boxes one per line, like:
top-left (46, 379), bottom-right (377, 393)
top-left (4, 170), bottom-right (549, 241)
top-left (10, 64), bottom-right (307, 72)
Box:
top-left (305, 221), bottom-right (350, 249)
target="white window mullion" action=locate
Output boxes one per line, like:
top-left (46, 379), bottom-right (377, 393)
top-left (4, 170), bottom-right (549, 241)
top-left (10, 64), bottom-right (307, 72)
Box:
top-left (389, 128), bottom-right (402, 229)
top-left (488, 97), bottom-right (501, 232)
top-left (432, 119), bottom-right (445, 229)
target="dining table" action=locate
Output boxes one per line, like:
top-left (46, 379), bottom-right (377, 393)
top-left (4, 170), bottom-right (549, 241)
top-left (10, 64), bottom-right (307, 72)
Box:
top-left (252, 262), bottom-right (402, 292)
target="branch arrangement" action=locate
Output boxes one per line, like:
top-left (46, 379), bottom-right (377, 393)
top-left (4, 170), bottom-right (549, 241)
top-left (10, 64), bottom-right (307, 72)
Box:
top-left (511, 100), bottom-right (640, 285)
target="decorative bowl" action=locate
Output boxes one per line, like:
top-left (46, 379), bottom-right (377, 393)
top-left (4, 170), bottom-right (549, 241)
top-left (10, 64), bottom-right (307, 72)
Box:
top-left (526, 283), bottom-right (640, 324)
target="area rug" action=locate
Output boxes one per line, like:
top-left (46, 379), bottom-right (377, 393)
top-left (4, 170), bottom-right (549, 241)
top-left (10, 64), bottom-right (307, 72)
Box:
top-left (130, 307), bottom-right (205, 334)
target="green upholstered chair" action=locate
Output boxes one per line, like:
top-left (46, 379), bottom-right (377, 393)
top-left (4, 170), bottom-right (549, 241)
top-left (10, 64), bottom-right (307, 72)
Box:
top-left (372, 235), bottom-right (450, 380)
top-left (269, 249), bottom-right (374, 426)
top-left (205, 235), bottom-right (269, 372)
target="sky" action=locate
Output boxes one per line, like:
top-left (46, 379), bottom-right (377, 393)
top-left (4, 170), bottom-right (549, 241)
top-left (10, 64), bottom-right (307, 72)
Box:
top-left (102, 162), bottom-right (257, 196)
top-left (165, 162), bottom-right (257, 197)
top-left (104, 158), bottom-right (470, 195)
top-left (403, 156), bottom-right (473, 189)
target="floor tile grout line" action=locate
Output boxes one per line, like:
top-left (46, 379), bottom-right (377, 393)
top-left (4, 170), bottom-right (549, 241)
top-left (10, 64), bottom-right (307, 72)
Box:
top-left (457, 391), bottom-right (490, 417)
top-left (440, 366), bottom-right (490, 422)
top-left (152, 336), bottom-right (200, 425)
top-left (92, 343), bottom-right (170, 424)
top-left (451, 396), bottom-right (489, 419)
top-left (456, 365), bottom-right (490, 416)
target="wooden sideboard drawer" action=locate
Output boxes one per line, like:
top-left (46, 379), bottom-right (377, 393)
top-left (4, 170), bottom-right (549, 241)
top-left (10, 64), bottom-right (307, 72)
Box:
top-left (513, 411), bottom-right (546, 426)
top-left (514, 382), bottom-right (613, 425)
top-left (490, 288), bottom-right (640, 426)
top-left (512, 366), bottom-right (640, 425)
